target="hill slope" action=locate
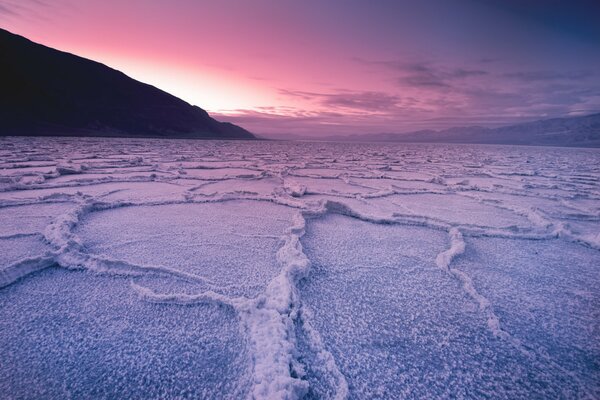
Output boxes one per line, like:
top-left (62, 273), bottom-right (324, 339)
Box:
top-left (0, 28), bottom-right (254, 139)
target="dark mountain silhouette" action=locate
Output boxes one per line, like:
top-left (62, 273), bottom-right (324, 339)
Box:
top-left (0, 28), bottom-right (254, 139)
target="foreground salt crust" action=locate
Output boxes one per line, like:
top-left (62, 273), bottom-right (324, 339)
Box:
top-left (0, 136), bottom-right (599, 399)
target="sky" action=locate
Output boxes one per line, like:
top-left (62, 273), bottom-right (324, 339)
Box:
top-left (1, 0), bottom-right (600, 136)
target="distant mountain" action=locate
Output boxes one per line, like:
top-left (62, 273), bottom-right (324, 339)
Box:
top-left (266, 113), bottom-right (600, 147)
top-left (387, 113), bottom-right (600, 147)
top-left (0, 28), bottom-right (254, 139)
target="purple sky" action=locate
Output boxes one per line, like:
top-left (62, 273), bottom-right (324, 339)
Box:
top-left (1, 0), bottom-right (599, 136)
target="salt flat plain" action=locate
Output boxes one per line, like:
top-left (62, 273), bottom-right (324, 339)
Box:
top-left (0, 136), bottom-right (598, 399)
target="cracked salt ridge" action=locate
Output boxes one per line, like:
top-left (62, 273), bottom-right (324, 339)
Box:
top-left (283, 177), bottom-right (374, 198)
top-left (1, 175), bottom-right (171, 193)
top-left (1, 137), bottom-right (600, 396)
top-left (73, 200), bottom-right (301, 298)
top-left (0, 201), bottom-right (75, 287)
top-left (0, 268), bottom-right (251, 399)
top-left (451, 235), bottom-right (600, 398)
top-left (0, 181), bottom-right (190, 205)
top-left (435, 228), bottom-right (521, 347)
top-left (299, 213), bottom-right (599, 398)
top-left (299, 216), bottom-right (524, 398)
top-left (180, 168), bottom-right (266, 180)
top-left (308, 193), bottom-right (600, 250)
top-left (135, 208), bottom-right (316, 399)
top-left (456, 192), bottom-right (600, 250)
top-left (0, 235), bottom-right (55, 288)
top-left (116, 200), bottom-right (351, 399)
top-left (308, 200), bottom-right (599, 389)
top-left (193, 177), bottom-right (284, 197)
top-left (0, 202), bottom-right (75, 235)
top-left (19, 196), bottom-right (313, 398)
top-left (306, 193), bottom-right (532, 236)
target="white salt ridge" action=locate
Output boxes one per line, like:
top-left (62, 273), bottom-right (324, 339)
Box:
top-left (0, 255), bottom-right (56, 288)
top-left (283, 179), bottom-right (307, 197)
top-left (55, 163), bottom-right (87, 176)
top-left (435, 228), bottom-right (521, 347)
top-left (297, 305), bottom-right (349, 400)
top-left (435, 227), bottom-right (466, 270)
top-left (129, 211), bottom-right (315, 400)
top-left (554, 222), bottom-right (600, 250)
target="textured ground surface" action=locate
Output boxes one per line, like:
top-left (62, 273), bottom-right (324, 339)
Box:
top-left (0, 137), bottom-right (599, 399)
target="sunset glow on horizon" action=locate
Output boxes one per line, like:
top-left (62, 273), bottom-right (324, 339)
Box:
top-left (2, 0), bottom-right (599, 136)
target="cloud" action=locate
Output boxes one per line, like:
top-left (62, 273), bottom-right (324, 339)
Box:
top-left (0, 0), bottom-right (56, 21)
top-left (264, 57), bottom-right (600, 135)
top-left (212, 108), bottom-right (365, 136)
top-left (354, 58), bottom-right (488, 89)
top-left (279, 89), bottom-right (402, 112)
top-left (211, 105), bottom-right (560, 137)
top-left (0, 2), bottom-right (19, 15)
top-left (398, 63), bottom-right (487, 89)
top-left (401, 69), bottom-right (450, 88)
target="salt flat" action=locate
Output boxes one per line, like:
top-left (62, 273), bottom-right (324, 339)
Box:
top-left (0, 136), bottom-right (598, 399)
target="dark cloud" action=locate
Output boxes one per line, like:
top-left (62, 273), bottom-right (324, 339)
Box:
top-left (399, 63), bottom-right (487, 77)
top-left (355, 57), bottom-right (600, 120)
top-left (399, 64), bottom-right (451, 88)
top-left (0, 2), bottom-right (18, 15)
top-left (398, 63), bottom-right (487, 89)
top-left (451, 68), bottom-right (489, 79)
top-left (321, 91), bottom-right (401, 111)
top-left (279, 89), bottom-right (402, 112)
top-left (0, 0), bottom-right (55, 21)
top-left (354, 58), bottom-right (488, 90)
top-left (272, 58), bottom-right (600, 135)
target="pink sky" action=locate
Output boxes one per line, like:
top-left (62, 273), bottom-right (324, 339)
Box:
top-left (1, 0), bottom-right (599, 136)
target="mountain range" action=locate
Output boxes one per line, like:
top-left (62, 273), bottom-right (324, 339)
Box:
top-left (0, 28), bottom-right (254, 139)
top-left (262, 113), bottom-right (600, 147)
top-left (2, 28), bottom-right (598, 147)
